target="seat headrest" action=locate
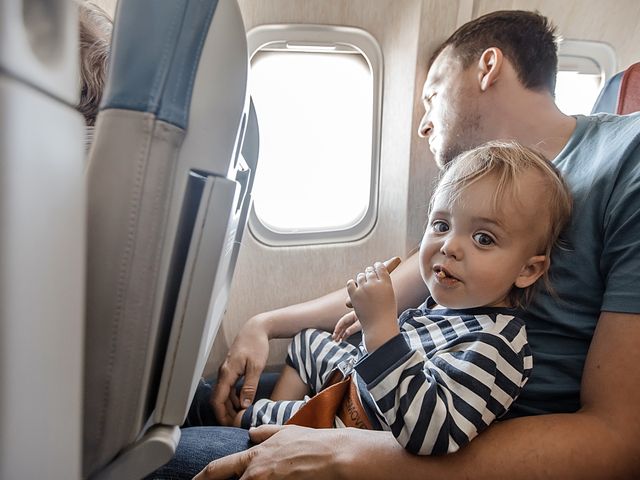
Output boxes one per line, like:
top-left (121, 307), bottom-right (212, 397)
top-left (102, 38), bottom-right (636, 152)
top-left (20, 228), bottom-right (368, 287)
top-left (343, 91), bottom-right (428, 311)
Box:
top-left (591, 62), bottom-right (640, 115)
top-left (618, 62), bottom-right (640, 115)
top-left (591, 71), bottom-right (623, 114)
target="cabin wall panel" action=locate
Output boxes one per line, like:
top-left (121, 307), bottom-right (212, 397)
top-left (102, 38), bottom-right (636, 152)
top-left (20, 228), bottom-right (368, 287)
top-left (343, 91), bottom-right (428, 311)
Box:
top-left (406, 0), bottom-right (459, 256)
top-left (207, 0), bottom-right (427, 373)
top-left (92, 0), bottom-right (638, 378)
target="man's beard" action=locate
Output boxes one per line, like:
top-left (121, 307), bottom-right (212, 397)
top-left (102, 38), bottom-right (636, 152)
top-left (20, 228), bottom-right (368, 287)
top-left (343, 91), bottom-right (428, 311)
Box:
top-left (437, 110), bottom-right (482, 168)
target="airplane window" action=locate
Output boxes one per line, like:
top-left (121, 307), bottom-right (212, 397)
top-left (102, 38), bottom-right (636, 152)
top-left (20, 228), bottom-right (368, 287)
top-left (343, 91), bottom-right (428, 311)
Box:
top-left (251, 50), bottom-right (372, 233)
top-left (555, 69), bottom-right (601, 115)
top-left (555, 40), bottom-right (617, 115)
top-left (246, 25), bottom-right (382, 246)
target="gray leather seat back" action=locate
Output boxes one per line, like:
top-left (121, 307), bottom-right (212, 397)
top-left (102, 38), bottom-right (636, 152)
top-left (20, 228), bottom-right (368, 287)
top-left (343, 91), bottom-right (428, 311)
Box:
top-left (0, 1), bottom-right (85, 478)
top-left (84, 1), bottom-right (257, 478)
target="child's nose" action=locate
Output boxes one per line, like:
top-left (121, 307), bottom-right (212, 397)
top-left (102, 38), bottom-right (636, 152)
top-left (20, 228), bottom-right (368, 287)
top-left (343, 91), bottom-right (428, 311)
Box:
top-left (440, 236), bottom-right (463, 260)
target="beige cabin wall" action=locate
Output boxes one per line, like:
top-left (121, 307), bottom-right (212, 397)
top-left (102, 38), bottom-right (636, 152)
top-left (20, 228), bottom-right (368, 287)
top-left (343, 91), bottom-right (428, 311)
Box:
top-left (85, 0), bottom-right (640, 376)
top-left (88, 0), bottom-right (640, 72)
top-left (207, 0), bottom-right (440, 374)
top-left (405, 1), bottom-right (460, 257)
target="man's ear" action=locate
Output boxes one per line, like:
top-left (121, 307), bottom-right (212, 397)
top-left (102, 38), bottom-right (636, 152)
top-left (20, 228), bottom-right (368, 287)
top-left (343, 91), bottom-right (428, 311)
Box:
top-left (477, 47), bottom-right (504, 91)
top-left (514, 255), bottom-right (547, 289)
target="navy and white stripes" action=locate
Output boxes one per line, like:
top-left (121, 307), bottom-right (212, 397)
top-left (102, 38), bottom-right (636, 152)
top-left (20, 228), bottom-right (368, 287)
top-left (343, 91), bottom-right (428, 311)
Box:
top-left (356, 304), bottom-right (532, 454)
top-left (241, 329), bottom-right (361, 429)
top-left (242, 299), bottom-right (532, 456)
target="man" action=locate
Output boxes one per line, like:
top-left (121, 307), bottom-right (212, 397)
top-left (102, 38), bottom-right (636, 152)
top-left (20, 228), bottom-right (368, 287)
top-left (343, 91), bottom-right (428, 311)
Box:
top-left (155, 10), bottom-right (640, 479)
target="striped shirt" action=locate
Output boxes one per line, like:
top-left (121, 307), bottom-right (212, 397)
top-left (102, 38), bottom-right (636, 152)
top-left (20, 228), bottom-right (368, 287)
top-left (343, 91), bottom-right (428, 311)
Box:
top-left (243, 298), bottom-right (532, 455)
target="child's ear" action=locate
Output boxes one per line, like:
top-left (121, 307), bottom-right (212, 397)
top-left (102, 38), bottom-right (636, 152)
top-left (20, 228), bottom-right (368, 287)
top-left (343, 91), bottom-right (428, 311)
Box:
top-left (514, 255), bottom-right (547, 289)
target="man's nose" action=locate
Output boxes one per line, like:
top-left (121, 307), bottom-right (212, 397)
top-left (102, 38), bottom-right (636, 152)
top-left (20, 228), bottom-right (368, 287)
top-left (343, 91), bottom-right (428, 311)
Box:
top-left (418, 113), bottom-right (433, 138)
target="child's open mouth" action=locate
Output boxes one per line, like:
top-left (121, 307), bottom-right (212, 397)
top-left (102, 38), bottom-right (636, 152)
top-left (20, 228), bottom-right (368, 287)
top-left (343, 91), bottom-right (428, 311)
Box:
top-left (433, 265), bottom-right (461, 286)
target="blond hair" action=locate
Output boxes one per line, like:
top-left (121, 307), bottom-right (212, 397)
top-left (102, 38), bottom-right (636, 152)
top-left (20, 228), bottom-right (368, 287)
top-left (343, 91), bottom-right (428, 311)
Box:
top-left (77, 1), bottom-right (112, 127)
top-left (431, 140), bottom-right (572, 307)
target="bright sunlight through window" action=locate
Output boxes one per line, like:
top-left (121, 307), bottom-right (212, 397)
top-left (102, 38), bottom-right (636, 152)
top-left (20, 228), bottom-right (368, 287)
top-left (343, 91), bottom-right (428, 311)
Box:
top-left (250, 48), bottom-right (375, 238)
top-left (554, 44), bottom-right (615, 116)
top-left (555, 70), bottom-right (602, 115)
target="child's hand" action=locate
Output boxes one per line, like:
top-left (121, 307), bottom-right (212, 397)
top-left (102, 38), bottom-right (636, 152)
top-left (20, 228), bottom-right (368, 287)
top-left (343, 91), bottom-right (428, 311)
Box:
top-left (345, 257), bottom-right (402, 308)
top-left (346, 262), bottom-right (399, 352)
top-left (332, 311), bottom-right (362, 342)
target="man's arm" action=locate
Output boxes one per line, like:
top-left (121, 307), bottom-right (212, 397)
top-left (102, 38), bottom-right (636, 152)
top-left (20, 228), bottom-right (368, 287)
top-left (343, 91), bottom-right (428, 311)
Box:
top-left (199, 311), bottom-right (640, 479)
top-left (212, 253), bottom-right (428, 424)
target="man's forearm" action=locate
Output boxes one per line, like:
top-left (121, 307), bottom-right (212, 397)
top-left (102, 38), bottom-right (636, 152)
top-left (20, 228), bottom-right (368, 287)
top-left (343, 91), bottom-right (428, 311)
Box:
top-left (258, 288), bottom-right (352, 338)
top-left (260, 253), bottom-right (428, 340)
top-left (338, 412), bottom-right (639, 480)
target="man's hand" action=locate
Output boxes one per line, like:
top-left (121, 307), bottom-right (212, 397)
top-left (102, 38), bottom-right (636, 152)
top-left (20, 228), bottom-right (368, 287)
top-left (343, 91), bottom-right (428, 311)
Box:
top-left (194, 425), bottom-right (352, 480)
top-left (211, 316), bottom-right (270, 425)
top-left (346, 261), bottom-right (400, 352)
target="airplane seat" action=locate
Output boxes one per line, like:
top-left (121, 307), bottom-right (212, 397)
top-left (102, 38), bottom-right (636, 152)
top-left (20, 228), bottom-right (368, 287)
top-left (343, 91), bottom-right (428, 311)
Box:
top-left (617, 62), bottom-right (640, 115)
top-left (591, 62), bottom-right (640, 114)
top-left (84, 1), bottom-right (259, 479)
top-left (0, 1), bottom-right (84, 478)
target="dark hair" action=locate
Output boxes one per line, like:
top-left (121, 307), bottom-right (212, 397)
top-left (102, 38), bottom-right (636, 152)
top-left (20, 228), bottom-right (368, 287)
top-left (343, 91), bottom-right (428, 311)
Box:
top-left (430, 10), bottom-right (558, 93)
top-left (77, 1), bottom-right (113, 126)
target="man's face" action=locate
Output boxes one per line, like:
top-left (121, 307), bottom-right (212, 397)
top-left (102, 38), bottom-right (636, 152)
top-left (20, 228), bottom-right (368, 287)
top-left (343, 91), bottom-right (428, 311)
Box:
top-left (419, 47), bottom-right (483, 168)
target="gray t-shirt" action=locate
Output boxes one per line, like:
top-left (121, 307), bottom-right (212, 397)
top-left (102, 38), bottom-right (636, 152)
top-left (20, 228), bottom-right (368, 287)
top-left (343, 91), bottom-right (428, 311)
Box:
top-left (511, 113), bottom-right (640, 416)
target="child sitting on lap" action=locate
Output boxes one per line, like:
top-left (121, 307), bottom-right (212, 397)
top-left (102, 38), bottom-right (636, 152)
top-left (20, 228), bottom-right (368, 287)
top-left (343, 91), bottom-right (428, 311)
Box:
top-left (234, 140), bottom-right (572, 455)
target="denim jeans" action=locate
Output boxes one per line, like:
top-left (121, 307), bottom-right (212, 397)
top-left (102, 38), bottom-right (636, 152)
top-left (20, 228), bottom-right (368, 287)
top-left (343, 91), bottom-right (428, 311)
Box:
top-left (147, 374), bottom-right (280, 479)
top-left (146, 426), bottom-right (251, 479)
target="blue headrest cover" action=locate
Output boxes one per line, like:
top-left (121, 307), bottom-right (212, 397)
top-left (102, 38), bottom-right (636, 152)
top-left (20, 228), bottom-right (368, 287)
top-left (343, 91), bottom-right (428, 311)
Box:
top-left (101, 0), bottom-right (219, 129)
top-left (591, 70), bottom-right (623, 114)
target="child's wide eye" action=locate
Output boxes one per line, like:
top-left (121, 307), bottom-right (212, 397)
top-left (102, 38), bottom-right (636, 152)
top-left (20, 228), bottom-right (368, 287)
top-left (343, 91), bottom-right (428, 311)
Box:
top-left (473, 232), bottom-right (494, 246)
top-left (432, 220), bottom-right (449, 233)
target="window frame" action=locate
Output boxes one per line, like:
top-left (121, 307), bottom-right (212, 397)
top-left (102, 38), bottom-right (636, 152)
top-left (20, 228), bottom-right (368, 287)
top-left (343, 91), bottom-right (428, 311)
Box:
top-left (246, 24), bottom-right (383, 247)
top-left (556, 39), bottom-right (617, 114)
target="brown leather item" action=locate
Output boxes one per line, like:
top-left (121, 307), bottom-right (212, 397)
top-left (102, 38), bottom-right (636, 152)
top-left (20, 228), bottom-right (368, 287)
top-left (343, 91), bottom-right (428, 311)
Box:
top-left (286, 373), bottom-right (372, 429)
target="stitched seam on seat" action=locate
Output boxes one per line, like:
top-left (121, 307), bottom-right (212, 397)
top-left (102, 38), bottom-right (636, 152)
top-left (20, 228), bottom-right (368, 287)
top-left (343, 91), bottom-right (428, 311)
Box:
top-left (95, 115), bottom-right (154, 450)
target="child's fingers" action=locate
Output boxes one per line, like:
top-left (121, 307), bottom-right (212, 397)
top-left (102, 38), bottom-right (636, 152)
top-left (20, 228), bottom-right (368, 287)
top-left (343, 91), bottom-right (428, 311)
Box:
top-left (332, 316), bottom-right (348, 341)
top-left (345, 295), bottom-right (352, 309)
top-left (356, 272), bottom-right (366, 285)
top-left (365, 266), bottom-right (377, 281)
top-left (344, 320), bottom-right (362, 337)
top-left (346, 258), bottom-right (400, 307)
top-left (338, 311), bottom-right (357, 328)
top-left (333, 312), bottom-right (361, 342)
top-left (333, 325), bottom-right (347, 342)
top-left (383, 256), bottom-right (402, 273)
top-left (375, 261), bottom-right (391, 280)
top-left (346, 278), bottom-right (357, 296)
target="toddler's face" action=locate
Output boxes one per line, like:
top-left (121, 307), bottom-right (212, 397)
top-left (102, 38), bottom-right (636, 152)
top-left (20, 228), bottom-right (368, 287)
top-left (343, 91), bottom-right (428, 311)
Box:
top-left (419, 171), bottom-right (548, 309)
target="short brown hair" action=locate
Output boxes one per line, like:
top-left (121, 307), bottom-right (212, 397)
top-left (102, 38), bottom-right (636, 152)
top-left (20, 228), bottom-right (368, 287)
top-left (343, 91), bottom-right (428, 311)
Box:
top-left (77, 1), bottom-right (112, 126)
top-left (432, 140), bottom-right (572, 307)
top-left (431, 10), bottom-right (558, 93)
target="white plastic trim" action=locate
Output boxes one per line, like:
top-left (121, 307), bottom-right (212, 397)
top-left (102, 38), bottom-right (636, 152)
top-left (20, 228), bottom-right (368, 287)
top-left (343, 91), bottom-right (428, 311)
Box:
top-left (558, 39), bottom-right (617, 85)
top-left (247, 24), bottom-right (383, 247)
